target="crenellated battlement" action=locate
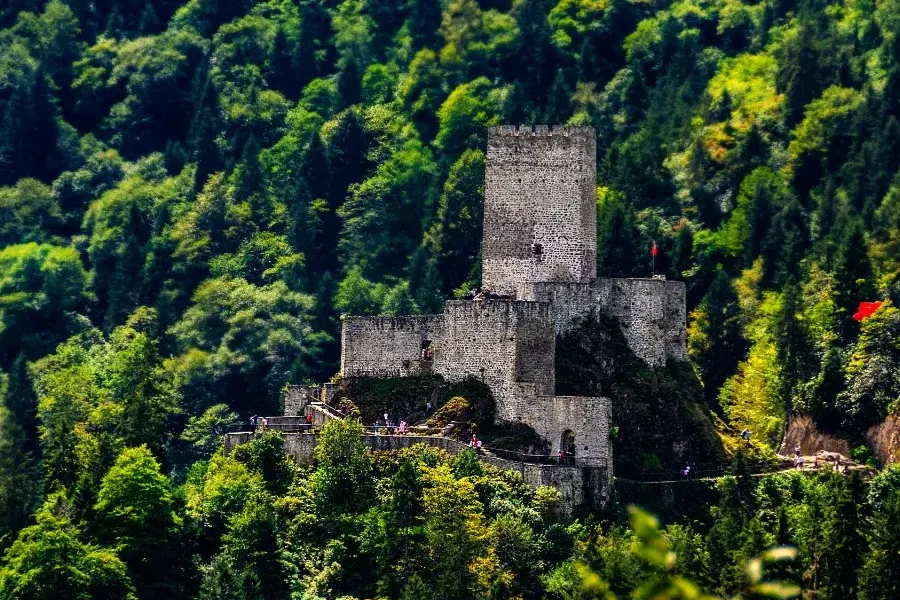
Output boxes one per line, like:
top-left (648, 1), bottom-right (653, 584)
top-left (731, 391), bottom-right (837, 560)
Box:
top-left (489, 124), bottom-right (596, 138)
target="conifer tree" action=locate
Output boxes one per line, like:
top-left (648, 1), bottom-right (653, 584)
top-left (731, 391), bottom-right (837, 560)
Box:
top-left (545, 69), bottom-right (573, 124)
top-left (408, 0), bottom-right (442, 48)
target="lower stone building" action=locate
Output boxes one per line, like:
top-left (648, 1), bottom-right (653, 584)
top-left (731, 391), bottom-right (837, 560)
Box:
top-left (338, 276), bottom-right (686, 474)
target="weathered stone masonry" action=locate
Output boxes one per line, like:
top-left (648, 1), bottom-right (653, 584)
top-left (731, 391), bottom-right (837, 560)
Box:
top-left (338, 125), bottom-right (689, 502)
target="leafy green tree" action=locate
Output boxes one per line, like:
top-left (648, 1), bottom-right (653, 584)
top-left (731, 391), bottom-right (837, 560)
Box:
top-left (231, 431), bottom-right (293, 495)
top-left (180, 404), bottom-right (241, 461)
top-left (0, 496), bottom-right (136, 600)
top-left (0, 243), bottom-right (91, 364)
top-left (0, 179), bottom-right (62, 247)
top-left (169, 277), bottom-right (317, 413)
top-left (93, 446), bottom-right (182, 599)
top-left (312, 418), bottom-right (373, 515)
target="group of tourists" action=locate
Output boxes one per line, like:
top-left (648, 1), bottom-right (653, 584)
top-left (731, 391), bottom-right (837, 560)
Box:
top-left (374, 412), bottom-right (407, 435)
top-left (463, 287), bottom-right (514, 301)
top-left (250, 415), bottom-right (268, 431)
top-left (794, 446), bottom-right (851, 473)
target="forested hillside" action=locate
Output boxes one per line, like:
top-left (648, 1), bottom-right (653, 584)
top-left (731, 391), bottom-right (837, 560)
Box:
top-left (1, 0), bottom-right (900, 597)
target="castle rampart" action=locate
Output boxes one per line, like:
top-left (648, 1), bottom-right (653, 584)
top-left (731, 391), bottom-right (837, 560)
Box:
top-left (525, 278), bottom-right (687, 365)
top-left (341, 314), bottom-right (443, 378)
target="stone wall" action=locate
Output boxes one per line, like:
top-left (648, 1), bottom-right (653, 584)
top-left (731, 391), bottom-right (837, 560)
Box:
top-left (526, 278), bottom-right (688, 366)
top-left (436, 299), bottom-right (556, 420)
top-left (521, 396), bottom-right (612, 466)
top-left (284, 385), bottom-right (314, 416)
top-left (482, 125), bottom-right (597, 297)
top-left (341, 315), bottom-right (443, 378)
top-left (596, 278), bottom-right (687, 365)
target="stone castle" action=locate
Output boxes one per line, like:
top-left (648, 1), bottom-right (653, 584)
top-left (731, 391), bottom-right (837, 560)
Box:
top-left (339, 125), bottom-right (688, 473)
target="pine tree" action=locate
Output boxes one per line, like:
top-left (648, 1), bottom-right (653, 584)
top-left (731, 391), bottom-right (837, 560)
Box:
top-left (104, 204), bottom-right (146, 332)
top-left (578, 38), bottom-right (597, 82)
top-left (0, 405), bottom-right (39, 547)
top-left (776, 283), bottom-right (813, 410)
top-left (407, 0), bottom-right (442, 49)
top-left (269, 27), bottom-right (301, 99)
top-left (689, 271), bottom-right (746, 411)
top-left (818, 473), bottom-right (867, 600)
top-left (138, 2), bottom-right (160, 33)
top-left (513, 0), bottom-right (558, 104)
top-left (335, 58), bottom-right (362, 111)
top-left (545, 69), bottom-right (573, 125)
top-left (833, 217), bottom-right (874, 329)
top-left (4, 353), bottom-right (39, 457)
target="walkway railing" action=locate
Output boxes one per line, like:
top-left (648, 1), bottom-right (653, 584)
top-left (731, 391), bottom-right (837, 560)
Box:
top-left (620, 464), bottom-right (776, 482)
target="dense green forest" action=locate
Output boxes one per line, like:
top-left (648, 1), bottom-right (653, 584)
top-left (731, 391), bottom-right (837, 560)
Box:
top-left (1, 0), bottom-right (900, 597)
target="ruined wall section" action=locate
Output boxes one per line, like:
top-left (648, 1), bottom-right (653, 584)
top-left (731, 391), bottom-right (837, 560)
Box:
top-left (437, 300), bottom-right (555, 421)
top-left (483, 126), bottom-right (597, 297)
top-left (596, 279), bottom-right (687, 365)
top-left (526, 279), bottom-right (687, 366)
top-left (341, 315), bottom-right (443, 378)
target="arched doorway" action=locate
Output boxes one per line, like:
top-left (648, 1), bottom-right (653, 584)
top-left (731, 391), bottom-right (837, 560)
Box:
top-left (560, 430), bottom-right (576, 466)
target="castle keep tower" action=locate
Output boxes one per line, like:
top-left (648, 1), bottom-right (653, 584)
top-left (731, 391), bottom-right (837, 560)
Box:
top-left (482, 126), bottom-right (597, 297)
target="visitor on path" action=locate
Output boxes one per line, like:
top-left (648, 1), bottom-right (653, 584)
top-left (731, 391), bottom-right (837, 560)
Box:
top-left (834, 457), bottom-right (841, 472)
top-left (814, 456), bottom-right (819, 469)
top-left (558, 449), bottom-right (565, 465)
top-left (250, 415), bottom-right (258, 430)
top-left (740, 429), bottom-right (751, 441)
top-left (399, 420), bottom-right (406, 435)
top-left (260, 417), bottom-right (268, 431)
top-left (794, 445), bottom-right (801, 459)
top-left (425, 400), bottom-right (433, 416)
top-left (374, 420), bottom-right (379, 434)
top-left (476, 439), bottom-right (483, 454)
top-left (682, 465), bottom-right (691, 478)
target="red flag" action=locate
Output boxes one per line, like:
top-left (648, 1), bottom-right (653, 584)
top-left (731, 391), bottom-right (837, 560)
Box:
top-left (650, 241), bottom-right (658, 257)
top-left (853, 301), bottom-right (882, 322)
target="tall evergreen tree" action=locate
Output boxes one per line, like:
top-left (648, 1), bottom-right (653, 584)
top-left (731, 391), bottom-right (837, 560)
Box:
top-left (545, 69), bottom-right (573, 125)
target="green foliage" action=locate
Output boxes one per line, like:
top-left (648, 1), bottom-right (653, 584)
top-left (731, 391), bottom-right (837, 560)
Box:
top-left (93, 446), bottom-right (182, 598)
top-left (1, 0), bottom-right (900, 595)
top-left (231, 430), bottom-right (293, 495)
top-left (313, 418), bottom-right (373, 514)
top-left (342, 373), bottom-right (495, 428)
top-left (0, 243), bottom-right (91, 362)
top-left (180, 404), bottom-right (241, 460)
top-left (0, 496), bottom-right (136, 600)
